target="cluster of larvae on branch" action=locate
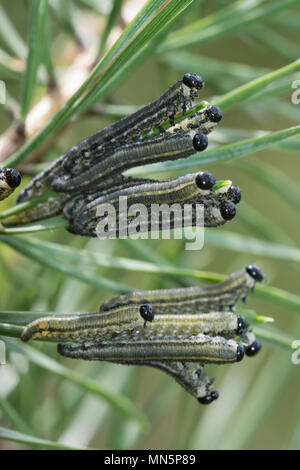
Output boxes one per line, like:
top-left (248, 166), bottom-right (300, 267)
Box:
top-left (21, 265), bottom-right (264, 404)
top-left (2, 73), bottom-right (241, 235)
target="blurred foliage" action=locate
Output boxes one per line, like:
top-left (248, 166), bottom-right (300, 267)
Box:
top-left (0, 0), bottom-right (299, 450)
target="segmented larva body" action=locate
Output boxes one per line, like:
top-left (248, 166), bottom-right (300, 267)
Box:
top-left (65, 170), bottom-right (215, 221)
top-left (111, 312), bottom-right (248, 341)
top-left (17, 73), bottom-right (204, 203)
top-left (20, 304), bottom-right (155, 342)
top-left (0, 168), bottom-right (21, 201)
top-left (51, 130), bottom-right (208, 193)
top-left (100, 265), bottom-right (264, 314)
top-left (57, 334), bottom-right (245, 364)
top-left (64, 171), bottom-right (237, 237)
top-left (63, 175), bottom-right (158, 221)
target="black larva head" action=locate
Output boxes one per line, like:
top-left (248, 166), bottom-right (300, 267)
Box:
top-left (193, 133), bottom-right (208, 152)
top-left (246, 339), bottom-right (262, 357)
top-left (237, 315), bottom-right (248, 335)
top-left (220, 200), bottom-right (236, 221)
top-left (228, 185), bottom-right (241, 204)
top-left (210, 390), bottom-right (219, 401)
top-left (4, 168), bottom-right (21, 188)
top-left (246, 264), bottom-right (264, 282)
top-left (198, 390), bottom-right (219, 405)
top-left (236, 344), bottom-right (245, 362)
top-left (195, 171), bottom-right (216, 190)
top-left (205, 105), bottom-right (222, 123)
top-left (139, 304), bottom-right (155, 323)
top-left (183, 73), bottom-right (204, 90)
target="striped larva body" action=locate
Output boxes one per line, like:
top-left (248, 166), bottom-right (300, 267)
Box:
top-left (0, 168), bottom-right (21, 201)
top-left (63, 175), bottom-right (158, 221)
top-left (65, 170), bottom-right (217, 225)
top-left (65, 172), bottom-right (238, 237)
top-left (66, 201), bottom-right (235, 237)
top-left (100, 266), bottom-right (265, 314)
top-left (4, 171), bottom-right (236, 232)
top-left (51, 129), bottom-right (209, 194)
top-left (57, 334), bottom-right (245, 364)
top-left (21, 308), bottom-right (247, 344)
top-left (74, 171), bottom-right (217, 209)
top-left (108, 312), bottom-right (248, 341)
top-left (20, 304), bottom-right (155, 342)
top-left (17, 73), bottom-right (204, 202)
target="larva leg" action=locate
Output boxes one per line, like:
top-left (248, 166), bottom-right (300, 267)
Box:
top-left (0, 168), bottom-right (21, 201)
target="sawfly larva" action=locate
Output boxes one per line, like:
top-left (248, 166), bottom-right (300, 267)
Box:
top-left (65, 172), bottom-right (238, 237)
top-left (51, 131), bottom-right (208, 193)
top-left (21, 303), bottom-right (155, 342)
top-left (100, 265), bottom-right (264, 316)
top-left (56, 334), bottom-right (245, 364)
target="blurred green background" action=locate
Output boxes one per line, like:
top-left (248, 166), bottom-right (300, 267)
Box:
top-left (0, 0), bottom-right (299, 450)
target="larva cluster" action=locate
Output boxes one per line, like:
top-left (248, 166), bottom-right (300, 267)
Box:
top-left (21, 266), bottom-right (264, 404)
top-left (6, 73), bottom-right (264, 404)
top-left (6, 73), bottom-right (232, 235)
